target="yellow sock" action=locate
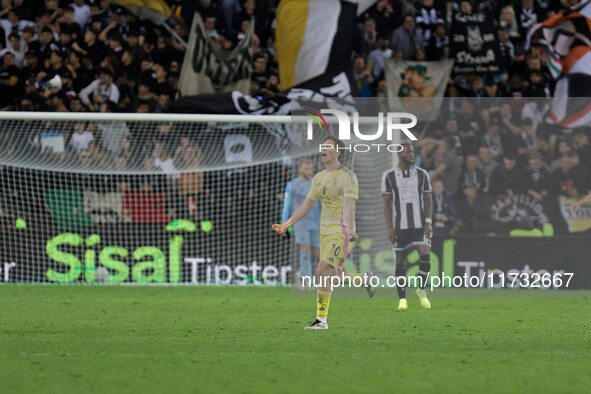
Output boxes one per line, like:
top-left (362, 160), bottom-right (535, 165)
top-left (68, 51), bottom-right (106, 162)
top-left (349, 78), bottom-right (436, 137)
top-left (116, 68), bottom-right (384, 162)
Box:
top-left (317, 290), bottom-right (331, 319)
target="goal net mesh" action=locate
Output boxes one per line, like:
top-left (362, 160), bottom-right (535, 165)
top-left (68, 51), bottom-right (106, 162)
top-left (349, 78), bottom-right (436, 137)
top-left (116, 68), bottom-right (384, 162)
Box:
top-left (0, 111), bottom-right (400, 285)
top-left (0, 112), bottom-right (389, 285)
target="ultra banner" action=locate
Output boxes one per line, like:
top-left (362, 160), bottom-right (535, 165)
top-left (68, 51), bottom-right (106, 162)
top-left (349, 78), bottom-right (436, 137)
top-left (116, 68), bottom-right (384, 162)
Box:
top-left (178, 12), bottom-right (253, 96)
top-left (450, 8), bottom-right (501, 74)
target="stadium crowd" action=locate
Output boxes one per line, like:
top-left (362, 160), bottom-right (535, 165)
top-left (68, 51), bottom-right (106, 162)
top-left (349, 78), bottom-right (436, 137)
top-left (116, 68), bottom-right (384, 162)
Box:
top-left (1, 0), bottom-right (590, 233)
top-left (0, 0), bottom-right (573, 110)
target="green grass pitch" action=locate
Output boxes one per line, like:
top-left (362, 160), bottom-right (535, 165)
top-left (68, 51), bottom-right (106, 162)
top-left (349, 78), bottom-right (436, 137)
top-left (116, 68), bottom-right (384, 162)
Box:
top-left (0, 286), bottom-right (589, 393)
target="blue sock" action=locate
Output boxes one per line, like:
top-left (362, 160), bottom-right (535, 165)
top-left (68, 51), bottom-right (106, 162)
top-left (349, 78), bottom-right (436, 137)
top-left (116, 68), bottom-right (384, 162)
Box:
top-left (299, 251), bottom-right (312, 278)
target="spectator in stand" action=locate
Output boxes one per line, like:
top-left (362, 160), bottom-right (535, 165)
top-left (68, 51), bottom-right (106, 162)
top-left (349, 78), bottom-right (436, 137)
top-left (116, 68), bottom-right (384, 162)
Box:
top-left (125, 29), bottom-right (145, 57)
top-left (0, 51), bottom-right (21, 108)
top-left (66, 50), bottom-right (86, 92)
top-left (23, 48), bottom-right (42, 80)
top-left (154, 90), bottom-right (172, 113)
top-left (489, 152), bottom-right (528, 200)
top-left (258, 72), bottom-right (279, 98)
top-left (549, 152), bottom-right (584, 198)
top-left (218, 29), bottom-right (236, 50)
top-left (220, 0), bottom-right (240, 29)
top-left (391, 14), bottom-right (423, 60)
top-left (353, 56), bottom-right (373, 97)
top-left (376, 78), bottom-right (387, 97)
top-left (60, 6), bottom-right (82, 43)
top-left (524, 70), bottom-right (550, 97)
top-left (499, 5), bottom-right (520, 43)
top-left (38, 26), bottom-right (60, 61)
top-left (0, 33), bottom-right (24, 67)
top-left (360, 17), bottom-right (378, 55)
top-left (526, 150), bottom-right (550, 203)
top-left (517, 0), bottom-right (541, 38)
top-left (137, 99), bottom-right (151, 113)
top-left (569, 150), bottom-right (588, 185)
top-left (151, 61), bottom-right (174, 96)
top-left (50, 91), bottom-right (68, 112)
top-left (71, 0), bottom-right (91, 29)
top-left (458, 154), bottom-right (489, 209)
top-left (86, 14), bottom-right (104, 35)
top-left (153, 139), bottom-right (179, 181)
top-left (251, 53), bottom-right (269, 86)
top-left (431, 137), bottom-right (461, 196)
top-left (551, 138), bottom-right (573, 171)
top-left (71, 28), bottom-right (106, 65)
top-left (237, 17), bottom-right (259, 45)
top-left (1, 7), bottom-right (35, 48)
top-left (481, 123), bottom-right (506, 162)
top-left (204, 16), bottom-right (219, 39)
top-left (79, 67), bottom-right (119, 111)
top-left (20, 25), bottom-right (35, 51)
top-left (477, 145), bottom-right (498, 183)
top-left (70, 121), bottom-right (95, 154)
top-left (367, 35), bottom-right (392, 80)
top-left (69, 95), bottom-right (86, 112)
top-left (105, 30), bottom-right (125, 61)
top-left (135, 79), bottom-right (156, 108)
top-left (572, 129), bottom-right (591, 168)
top-left (517, 118), bottom-right (549, 163)
top-left (497, 27), bottom-right (515, 73)
top-left (364, 0), bottom-right (398, 38)
top-left (426, 22), bottom-right (449, 61)
top-left (431, 179), bottom-right (456, 234)
top-left (43, 50), bottom-right (69, 80)
top-left (415, 0), bottom-right (444, 47)
top-left (98, 117), bottom-right (131, 159)
top-left (119, 136), bottom-right (134, 164)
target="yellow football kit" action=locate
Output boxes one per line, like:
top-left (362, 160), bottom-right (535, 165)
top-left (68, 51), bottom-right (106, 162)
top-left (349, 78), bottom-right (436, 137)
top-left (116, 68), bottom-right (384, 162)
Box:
top-left (306, 166), bottom-right (358, 269)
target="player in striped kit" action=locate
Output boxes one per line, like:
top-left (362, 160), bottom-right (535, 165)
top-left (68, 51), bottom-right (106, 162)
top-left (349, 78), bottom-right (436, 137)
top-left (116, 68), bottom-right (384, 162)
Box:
top-left (382, 143), bottom-right (433, 311)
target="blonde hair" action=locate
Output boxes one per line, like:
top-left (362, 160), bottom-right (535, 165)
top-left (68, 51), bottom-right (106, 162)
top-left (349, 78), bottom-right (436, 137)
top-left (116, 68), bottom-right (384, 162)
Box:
top-left (500, 6), bottom-right (517, 27)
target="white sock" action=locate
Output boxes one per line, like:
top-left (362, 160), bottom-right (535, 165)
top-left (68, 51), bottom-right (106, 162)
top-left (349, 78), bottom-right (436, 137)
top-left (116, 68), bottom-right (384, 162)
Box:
top-left (317, 317), bottom-right (327, 324)
top-left (399, 298), bottom-right (406, 301)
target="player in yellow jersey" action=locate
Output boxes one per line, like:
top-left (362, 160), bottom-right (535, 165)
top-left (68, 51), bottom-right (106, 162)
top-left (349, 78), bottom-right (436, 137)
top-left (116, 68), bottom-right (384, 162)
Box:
top-left (272, 135), bottom-right (375, 330)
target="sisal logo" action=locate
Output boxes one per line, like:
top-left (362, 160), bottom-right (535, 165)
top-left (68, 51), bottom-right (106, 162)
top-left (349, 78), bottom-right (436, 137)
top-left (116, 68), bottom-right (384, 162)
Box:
top-left (304, 108), bottom-right (418, 152)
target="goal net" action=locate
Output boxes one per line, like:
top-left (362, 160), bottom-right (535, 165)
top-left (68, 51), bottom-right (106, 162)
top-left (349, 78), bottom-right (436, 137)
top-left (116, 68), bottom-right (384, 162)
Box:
top-left (0, 110), bottom-right (398, 284)
top-left (0, 107), bottom-right (402, 285)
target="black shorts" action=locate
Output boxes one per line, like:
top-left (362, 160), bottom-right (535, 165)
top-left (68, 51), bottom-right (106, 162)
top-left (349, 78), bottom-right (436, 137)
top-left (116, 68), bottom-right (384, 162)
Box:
top-left (393, 229), bottom-right (430, 251)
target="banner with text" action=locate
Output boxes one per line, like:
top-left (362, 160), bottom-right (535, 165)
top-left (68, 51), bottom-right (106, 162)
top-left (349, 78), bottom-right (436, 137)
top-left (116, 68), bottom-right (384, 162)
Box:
top-left (559, 196), bottom-right (591, 233)
top-left (450, 9), bottom-right (501, 74)
top-left (179, 12), bottom-right (253, 96)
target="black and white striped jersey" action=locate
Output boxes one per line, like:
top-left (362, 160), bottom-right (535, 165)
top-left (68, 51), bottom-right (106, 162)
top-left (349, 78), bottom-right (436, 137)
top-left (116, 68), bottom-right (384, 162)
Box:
top-left (381, 165), bottom-right (432, 230)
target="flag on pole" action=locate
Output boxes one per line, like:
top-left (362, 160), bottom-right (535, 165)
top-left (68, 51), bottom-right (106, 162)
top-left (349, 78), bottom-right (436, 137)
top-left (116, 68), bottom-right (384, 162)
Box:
top-left (527, 0), bottom-right (591, 127)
